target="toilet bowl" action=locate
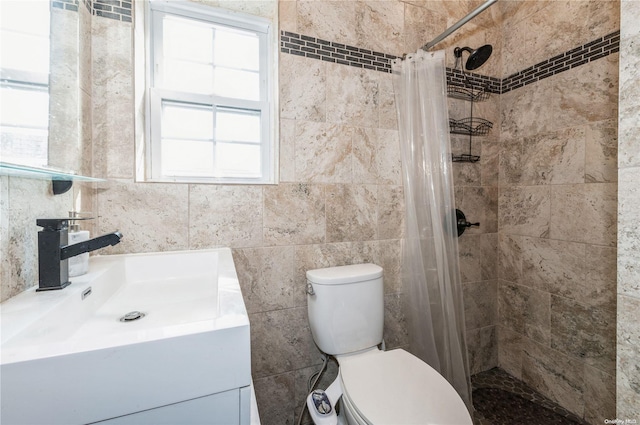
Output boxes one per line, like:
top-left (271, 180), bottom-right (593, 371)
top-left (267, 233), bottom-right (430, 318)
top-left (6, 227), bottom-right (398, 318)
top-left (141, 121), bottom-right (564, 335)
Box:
top-left (306, 264), bottom-right (472, 425)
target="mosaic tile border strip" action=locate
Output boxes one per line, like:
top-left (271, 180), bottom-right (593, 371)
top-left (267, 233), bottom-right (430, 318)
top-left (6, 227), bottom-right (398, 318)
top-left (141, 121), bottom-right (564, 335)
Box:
top-left (55, 0), bottom-right (132, 22)
top-left (280, 30), bottom-right (620, 94)
top-left (53, 0), bottom-right (80, 12)
top-left (280, 31), bottom-right (398, 73)
top-left (93, 0), bottom-right (132, 22)
top-left (447, 68), bottom-right (501, 94)
top-left (501, 30), bottom-right (620, 93)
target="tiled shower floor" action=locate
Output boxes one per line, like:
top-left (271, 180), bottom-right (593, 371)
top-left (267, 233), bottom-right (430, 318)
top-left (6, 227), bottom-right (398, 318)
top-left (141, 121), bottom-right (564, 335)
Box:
top-left (471, 368), bottom-right (587, 425)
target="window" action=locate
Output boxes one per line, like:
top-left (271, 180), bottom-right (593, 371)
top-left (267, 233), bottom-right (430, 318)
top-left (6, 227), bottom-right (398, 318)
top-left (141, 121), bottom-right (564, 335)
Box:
top-left (0, 1), bottom-right (50, 167)
top-left (146, 1), bottom-right (276, 183)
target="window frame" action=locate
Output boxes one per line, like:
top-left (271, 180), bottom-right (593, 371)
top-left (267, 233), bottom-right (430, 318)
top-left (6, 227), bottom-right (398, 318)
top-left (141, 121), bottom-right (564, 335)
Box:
top-left (144, 0), bottom-right (277, 184)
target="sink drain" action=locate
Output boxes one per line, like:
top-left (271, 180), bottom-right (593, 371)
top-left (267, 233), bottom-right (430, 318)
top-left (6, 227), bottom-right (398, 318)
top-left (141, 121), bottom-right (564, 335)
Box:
top-left (119, 311), bottom-right (146, 322)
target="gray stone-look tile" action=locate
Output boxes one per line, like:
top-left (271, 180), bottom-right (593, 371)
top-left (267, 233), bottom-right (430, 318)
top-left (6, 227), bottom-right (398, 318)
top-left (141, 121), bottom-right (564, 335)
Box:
top-left (384, 293), bottom-right (408, 349)
top-left (498, 233), bottom-right (522, 283)
top-left (458, 233), bottom-right (497, 283)
top-left (0, 177), bottom-right (9, 301)
top-left (378, 73), bottom-right (397, 131)
top-left (377, 185), bottom-right (404, 240)
top-left (501, 55), bottom-right (619, 140)
top-left (189, 185), bottom-right (263, 249)
top-left (520, 237), bottom-right (585, 294)
top-left (279, 54), bottom-right (325, 122)
top-left (96, 180), bottom-right (189, 254)
top-left (583, 244), bottom-right (617, 309)
top-left (233, 246), bottom-right (295, 314)
top-left (520, 127), bottom-right (586, 185)
top-left (521, 339), bottom-right (585, 418)
top-left (550, 183), bottom-right (617, 246)
top-left (499, 186), bottom-right (550, 238)
top-left (377, 239), bottom-right (402, 295)
top-left (326, 64), bottom-right (380, 128)
top-left (498, 282), bottom-right (550, 345)
top-left (253, 372), bottom-right (295, 425)
top-left (498, 325), bottom-right (523, 379)
top-left (550, 295), bottom-right (616, 374)
top-left (480, 234), bottom-right (499, 281)
top-left (585, 120), bottom-right (618, 183)
top-left (618, 167), bottom-right (640, 298)
top-left (584, 364), bottom-right (616, 425)
top-left (294, 121), bottom-right (353, 183)
top-left (263, 184), bottom-right (325, 246)
top-left (92, 18), bottom-right (134, 179)
top-left (618, 33), bottom-right (640, 113)
top-left (467, 326), bottom-right (498, 375)
top-left (326, 184), bottom-right (377, 243)
top-left (459, 187), bottom-right (498, 234)
top-left (618, 105), bottom-right (640, 168)
top-left (481, 140), bottom-right (500, 187)
top-left (250, 307), bottom-right (320, 379)
top-left (463, 280), bottom-right (498, 330)
top-left (279, 119), bottom-right (296, 182)
top-left (353, 128), bottom-right (401, 185)
top-left (502, 1), bottom-right (617, 77)
top-left (459, 234), bottom-right (483, 283)
top-left (617, 294), bottom-right (640, 419)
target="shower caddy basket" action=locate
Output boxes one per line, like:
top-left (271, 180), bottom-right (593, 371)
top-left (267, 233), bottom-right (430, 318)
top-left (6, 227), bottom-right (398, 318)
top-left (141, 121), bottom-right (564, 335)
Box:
top-left (447, 84), bottom-right (493, 163)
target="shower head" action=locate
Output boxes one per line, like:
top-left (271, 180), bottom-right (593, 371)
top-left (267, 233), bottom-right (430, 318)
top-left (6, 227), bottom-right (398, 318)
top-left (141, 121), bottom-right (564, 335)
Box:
top-left (454, 44), bottom-right (493, 70)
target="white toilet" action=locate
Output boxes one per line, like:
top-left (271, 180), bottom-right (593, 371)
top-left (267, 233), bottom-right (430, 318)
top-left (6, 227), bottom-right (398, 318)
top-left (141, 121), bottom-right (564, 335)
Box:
top-left (306, 263), bottom-right (473, 425)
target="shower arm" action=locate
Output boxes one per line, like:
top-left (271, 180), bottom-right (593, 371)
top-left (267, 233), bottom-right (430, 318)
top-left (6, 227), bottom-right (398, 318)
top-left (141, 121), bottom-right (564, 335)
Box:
top-left (421, 0), bottom-right (498, 51)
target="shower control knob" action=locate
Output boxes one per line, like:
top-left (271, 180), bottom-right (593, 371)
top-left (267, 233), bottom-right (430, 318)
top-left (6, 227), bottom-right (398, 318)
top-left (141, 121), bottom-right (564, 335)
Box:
top-left (311, 390), bottom-right (332, 415)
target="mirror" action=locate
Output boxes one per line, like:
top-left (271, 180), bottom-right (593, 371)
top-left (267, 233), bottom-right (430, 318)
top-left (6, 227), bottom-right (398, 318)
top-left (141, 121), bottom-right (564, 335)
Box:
top-left (0, 0), bottom-right (92, 178)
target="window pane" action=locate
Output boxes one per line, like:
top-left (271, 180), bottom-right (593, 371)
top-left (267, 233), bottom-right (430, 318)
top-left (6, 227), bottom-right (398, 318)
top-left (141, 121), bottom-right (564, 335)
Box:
top-left (0, 86), bottom-right (49, 128)
top-left (0, 127), bottom-right (48, 167)
top-left (216, 109), bottom-right (260, 143)
top-left (1, 31), bottom-right (49, 74)
top-left (161, 139), bottom-right (214, 176)
top-left (213, 28), bottom-right (259, 71)
top-left (161, 101), bottom-right (213, 140)
top-left (213, 68), bottom-right (260, 101)
top-left (163, 17), bottom-right (213, 64)
top-left (0, 1), bottom-right (49, 74)
top-left (162, 60), bottom-right (214, 93)
top-left (0, 1), bottom-right (49, 35)
top-left (215, 142), bottom-right (261, 177)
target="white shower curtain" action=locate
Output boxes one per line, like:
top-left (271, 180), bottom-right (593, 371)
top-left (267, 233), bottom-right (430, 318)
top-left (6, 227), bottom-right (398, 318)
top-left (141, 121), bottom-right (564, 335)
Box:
top-left (391, 50), bottom-right (472, 410)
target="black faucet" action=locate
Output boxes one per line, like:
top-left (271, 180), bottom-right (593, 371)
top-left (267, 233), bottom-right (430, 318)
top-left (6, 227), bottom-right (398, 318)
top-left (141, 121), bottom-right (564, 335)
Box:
top-left (36, 218), bottom-right (123, 291)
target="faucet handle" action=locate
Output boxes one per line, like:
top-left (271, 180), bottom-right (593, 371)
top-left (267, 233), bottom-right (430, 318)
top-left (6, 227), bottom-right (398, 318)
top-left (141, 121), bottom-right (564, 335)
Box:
top-left (36, 218), bottom-right (70, 231)
top-left (37, 217), bottom-right (94, 231)
top-left (68, 211), bottom-right (94, 219)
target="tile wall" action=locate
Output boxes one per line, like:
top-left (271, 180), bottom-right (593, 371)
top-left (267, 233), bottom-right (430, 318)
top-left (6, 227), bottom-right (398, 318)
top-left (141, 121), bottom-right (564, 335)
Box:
top-left (497, 2), bottom-right (619, 424)
top-left (0, 1), bottom-right (628, 425)
top-left (617, 0), bottom-right (640, 419)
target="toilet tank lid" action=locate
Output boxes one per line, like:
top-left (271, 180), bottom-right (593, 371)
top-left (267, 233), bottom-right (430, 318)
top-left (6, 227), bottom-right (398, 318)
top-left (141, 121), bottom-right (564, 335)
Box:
top-left (306, 264), bottom-right (383, 285)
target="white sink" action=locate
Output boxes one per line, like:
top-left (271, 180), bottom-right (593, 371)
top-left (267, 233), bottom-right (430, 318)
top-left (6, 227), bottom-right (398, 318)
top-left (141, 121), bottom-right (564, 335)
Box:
top-left (1, 248), bottom-right (252, 425)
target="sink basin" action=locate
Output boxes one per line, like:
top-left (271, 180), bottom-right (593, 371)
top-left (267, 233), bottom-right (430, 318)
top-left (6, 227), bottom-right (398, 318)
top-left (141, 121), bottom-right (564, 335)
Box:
top-left (1, 248), bottom-right (252, 424)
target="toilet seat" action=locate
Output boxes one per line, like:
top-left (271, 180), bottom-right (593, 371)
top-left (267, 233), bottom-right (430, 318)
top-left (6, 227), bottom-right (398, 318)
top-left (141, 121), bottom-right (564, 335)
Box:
top-left (338, 349), bottom-right (472, 425)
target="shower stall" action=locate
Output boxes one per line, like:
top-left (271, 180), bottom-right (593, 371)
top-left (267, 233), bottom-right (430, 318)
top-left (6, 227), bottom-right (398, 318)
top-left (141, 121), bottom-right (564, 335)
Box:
top-left (393, 0), bottom-right (619, 423)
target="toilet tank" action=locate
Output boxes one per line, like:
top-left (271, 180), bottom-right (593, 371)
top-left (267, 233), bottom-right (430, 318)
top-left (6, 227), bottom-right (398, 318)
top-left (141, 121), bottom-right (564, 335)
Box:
top-left (306, 264), bottom-right (384, 356)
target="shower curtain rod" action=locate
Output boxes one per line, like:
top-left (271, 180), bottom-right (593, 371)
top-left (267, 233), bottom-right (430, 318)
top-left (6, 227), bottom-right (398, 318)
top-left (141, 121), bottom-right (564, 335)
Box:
top-left (421, 0), bottom-right (498, 51)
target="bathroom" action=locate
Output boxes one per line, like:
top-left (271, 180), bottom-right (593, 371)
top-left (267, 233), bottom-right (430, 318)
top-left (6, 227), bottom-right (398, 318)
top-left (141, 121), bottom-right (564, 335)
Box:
top-left (0, 0), bottom-right (638, 424)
